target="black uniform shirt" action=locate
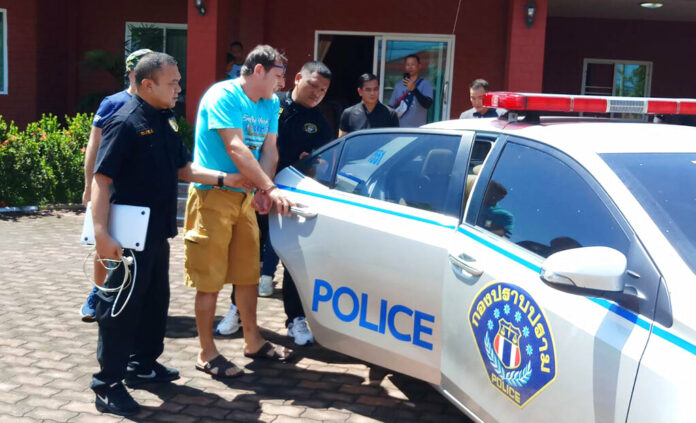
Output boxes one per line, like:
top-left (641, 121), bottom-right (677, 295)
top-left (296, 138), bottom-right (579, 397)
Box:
top-left (277, 91), bottom-right (333, 171)
top-left (339, 101), bottom-right (400, 134)
top-left (95, 95), bottom-right (191, 242)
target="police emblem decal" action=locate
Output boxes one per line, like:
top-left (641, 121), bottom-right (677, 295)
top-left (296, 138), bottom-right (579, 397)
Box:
top-left (168, 118), bottom-right (179, 133)
top-left (304, 123), bottom-right (318, 134)
top-left (469, 282), bottom-right (557, 407)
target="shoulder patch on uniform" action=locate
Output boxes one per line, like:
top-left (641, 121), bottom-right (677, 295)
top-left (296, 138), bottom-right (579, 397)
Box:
top-left (304, 123), bottom-right (318, 134)
top-left (469, 282), bottom-right (557, 408)
top-left (139, 128), bottom-right (154, 136)
top-left (168, 117), bottom-right (179, 133)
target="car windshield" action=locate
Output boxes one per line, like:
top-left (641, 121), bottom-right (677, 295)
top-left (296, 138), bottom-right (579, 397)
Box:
top-left (602, 153), bottom-right (696, 274)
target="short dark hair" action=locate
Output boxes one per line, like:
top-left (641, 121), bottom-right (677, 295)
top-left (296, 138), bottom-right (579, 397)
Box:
top-left (134, 52), bottom-right (178, 87)
top-left (230, 41), bottom-right (243, 49)
top-left (470, 78), bottom-right (490, 91)
top-left (405, 54), bottom-right (420, 64)
top-left (357, 73), bottom-right (377, 89)
top-left (241, 45), bottom-right (287, 76)
top-left (300, 61), bottom-right (332, 80)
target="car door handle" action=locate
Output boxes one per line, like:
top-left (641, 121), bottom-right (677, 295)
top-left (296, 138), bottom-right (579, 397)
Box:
top-left (448, 253), bottom-right (483, 277)
top-left (290, 204), bottom-right (318, 219)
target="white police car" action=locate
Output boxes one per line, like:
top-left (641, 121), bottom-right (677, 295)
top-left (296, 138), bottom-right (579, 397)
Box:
top-left (270, 92), bottom-right (696, 422)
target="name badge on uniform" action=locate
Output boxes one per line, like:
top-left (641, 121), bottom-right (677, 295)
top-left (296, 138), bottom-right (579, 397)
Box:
top-left (139, 128), bottom-right (154, 136)
top-left (168, 117), bottom-right (179, 133)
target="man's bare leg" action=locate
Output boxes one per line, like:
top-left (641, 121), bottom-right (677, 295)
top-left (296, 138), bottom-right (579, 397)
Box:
top-left (195, 290), bottom-right (220, 361)
top-left (235, 284), bottom-right (266, 354)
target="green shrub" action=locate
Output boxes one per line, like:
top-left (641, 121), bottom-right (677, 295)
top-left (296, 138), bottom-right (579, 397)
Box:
top-left (0, 113), bottom-right (192, 207)
top-left (0, 114), bottom-right (91, 207)
top-left (177, 116), bottom-right (194, 153)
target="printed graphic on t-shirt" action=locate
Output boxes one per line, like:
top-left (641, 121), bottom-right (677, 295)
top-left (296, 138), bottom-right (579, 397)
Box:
top-left (243, 114), bottom-right (269, 152)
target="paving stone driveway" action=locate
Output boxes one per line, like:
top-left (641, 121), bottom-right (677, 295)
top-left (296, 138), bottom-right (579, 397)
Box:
top-left (0, 211), bottom-right (467, 423)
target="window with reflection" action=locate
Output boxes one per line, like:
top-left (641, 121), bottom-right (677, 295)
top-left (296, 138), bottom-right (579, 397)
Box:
top-left (475, 142), bottom-right (628, 258)
top-left (294, 142), bottom-right (342, 187)
top-left (334, 133), bottom-right (461, 215)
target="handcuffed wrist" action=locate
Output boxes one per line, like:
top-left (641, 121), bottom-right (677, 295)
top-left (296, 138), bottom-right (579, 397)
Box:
top-left (259, 184), bottom-right (277, 195)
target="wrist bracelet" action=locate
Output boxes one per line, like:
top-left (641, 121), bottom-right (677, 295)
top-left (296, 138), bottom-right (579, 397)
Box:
top-left (260, 184), bottom-right (277, 195)
top-left (217, 172), bottom-right (225, 187)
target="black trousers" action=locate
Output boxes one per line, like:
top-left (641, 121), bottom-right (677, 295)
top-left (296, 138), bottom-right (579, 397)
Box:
top-left (282, 268), bottom-right (304, 327)
top-left (91, 239), bottom-right (170, 390)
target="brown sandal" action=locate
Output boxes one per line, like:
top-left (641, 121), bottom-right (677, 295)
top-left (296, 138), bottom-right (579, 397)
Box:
top-left (195, 354), bottom-right (244, 379)
top-left (244, 341), bottom-right (294, 362)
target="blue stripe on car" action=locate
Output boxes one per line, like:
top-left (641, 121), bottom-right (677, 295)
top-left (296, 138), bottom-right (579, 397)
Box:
top-left (336, 171), bottom-right (364, 184)
top-left (278, 183), bottom-right (696, 357)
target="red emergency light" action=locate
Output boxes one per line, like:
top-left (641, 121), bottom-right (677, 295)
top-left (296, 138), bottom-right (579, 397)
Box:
top-left (483, 92), bottom-right (696, 115)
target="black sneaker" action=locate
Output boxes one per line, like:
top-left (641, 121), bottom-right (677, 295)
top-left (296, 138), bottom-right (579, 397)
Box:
top-left (94, 382), bottom-right (139, 416)
top-left (124, 361), bottom-right (180, 387)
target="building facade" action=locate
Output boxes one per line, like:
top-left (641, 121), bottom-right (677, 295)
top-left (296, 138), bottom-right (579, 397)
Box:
top-left (0, 0), bottom-right (693, 128)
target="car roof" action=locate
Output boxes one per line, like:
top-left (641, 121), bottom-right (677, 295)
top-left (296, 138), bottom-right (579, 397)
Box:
top-left (424, 117), bottom-right (696, 154)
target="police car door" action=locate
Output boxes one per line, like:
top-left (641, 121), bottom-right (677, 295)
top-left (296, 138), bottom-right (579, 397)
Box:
top-left (272, 129), bottom-right (474, 384)
top-left (439, 137), bottom-right (658, 422)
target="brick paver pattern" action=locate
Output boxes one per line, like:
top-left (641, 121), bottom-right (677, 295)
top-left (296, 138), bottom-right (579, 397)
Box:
top-left (0, 212), bottom-right (467, 422)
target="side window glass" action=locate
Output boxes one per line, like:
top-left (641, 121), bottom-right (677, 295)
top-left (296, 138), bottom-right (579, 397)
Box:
top-left (335, 133), bottom-right (461, 215)
top-left (465, 136), bottom-right (495, 202)
top-left (476, 142), bottom-right (629, 258)
top-left (294, 142), bottom-right (342, 187)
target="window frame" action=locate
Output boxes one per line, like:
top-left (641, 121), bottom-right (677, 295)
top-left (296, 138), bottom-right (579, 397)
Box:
top-left (0, 9), bottom-right (7, 95)
top-left (124, 21), bottom-right (187, 54)
top-left (297, 128), bottom-right (474, 216)
top-left (465, 135), bottom-right (634, 257)
top-left (292, 137), bottom-right (345, 188)
top-left (581, 58), bottom-right (653, 97)
top-left (342, 129), bottom-right (471, 216)
top-left (462, 135), bottom-right (672, 325)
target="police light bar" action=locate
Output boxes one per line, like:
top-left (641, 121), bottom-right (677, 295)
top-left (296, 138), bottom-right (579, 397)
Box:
top-left (484, 92), bottom-right (696, 115)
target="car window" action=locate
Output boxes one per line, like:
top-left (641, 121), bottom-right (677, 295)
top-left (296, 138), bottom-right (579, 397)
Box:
top-left (603, 152), bottom-right (696, 274)
top-left (334, 133), bottom-right (461, 215)
top-left (474, 142), bottom-right (629, 258)
top-left (293, 142), bottom-right (342, 187)
top-left (464, 136), bottom-right (496, 203)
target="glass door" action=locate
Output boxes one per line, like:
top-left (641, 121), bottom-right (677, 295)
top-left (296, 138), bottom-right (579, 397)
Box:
top-left (378, 37), bottom-right (454, 123)
top-left (315, 32), bottom-right (455, 127)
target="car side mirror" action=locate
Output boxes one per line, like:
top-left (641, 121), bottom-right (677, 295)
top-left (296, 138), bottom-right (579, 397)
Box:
top-left (540, 247), bottom-right (627, 293)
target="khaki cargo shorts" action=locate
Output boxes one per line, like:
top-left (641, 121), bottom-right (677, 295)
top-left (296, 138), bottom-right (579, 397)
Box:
top-left (183, 186), bottom-right (260, 293)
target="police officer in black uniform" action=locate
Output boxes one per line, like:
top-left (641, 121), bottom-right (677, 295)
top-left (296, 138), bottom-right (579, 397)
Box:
top-left (90, 52), bottom-right (252, 416)
top-left (259, 61), bottom-right (333, 345)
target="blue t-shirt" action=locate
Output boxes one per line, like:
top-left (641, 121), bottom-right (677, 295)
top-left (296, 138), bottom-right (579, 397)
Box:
top-left (227, 64), bottom-right (243, 79)
top-left (480, 205), bottom-right (514, 237)
top-left (92, 89), bottom-right (132, 128)
top-left (193, 79), bottom-right (279, 190)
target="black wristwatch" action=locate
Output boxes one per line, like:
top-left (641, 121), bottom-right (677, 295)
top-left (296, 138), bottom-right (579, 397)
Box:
top-left (217, 172), bottom-right (226, 187)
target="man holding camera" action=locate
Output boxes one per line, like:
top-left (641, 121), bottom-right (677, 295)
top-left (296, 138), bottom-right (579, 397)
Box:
top-left (389, 54), bottom-right (433, 127)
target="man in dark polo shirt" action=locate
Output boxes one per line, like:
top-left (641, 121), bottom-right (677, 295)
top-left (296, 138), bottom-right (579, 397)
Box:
top-left (90, 52), bottom-right (251, 416)
top-left (338, 73), bottom-right (399, 136)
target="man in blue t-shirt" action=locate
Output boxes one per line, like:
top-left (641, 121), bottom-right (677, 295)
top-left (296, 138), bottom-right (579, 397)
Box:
top-left (185, 45), bottom-right (295, 378)
top-left (79, 48), bottom-right (153, 322)
top-left (226, 41), bottom-right (244, 79)
top-left (389, 54), bottom-right (434, 127)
